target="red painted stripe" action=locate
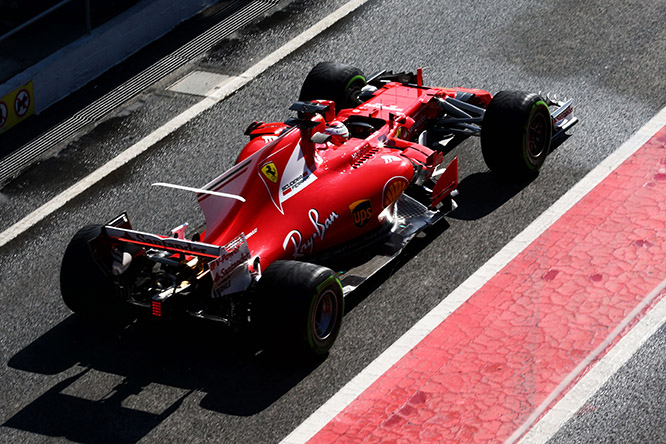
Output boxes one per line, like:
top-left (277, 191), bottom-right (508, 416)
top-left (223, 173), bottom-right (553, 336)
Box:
top-left (310, 126), bottom-right (666, 443)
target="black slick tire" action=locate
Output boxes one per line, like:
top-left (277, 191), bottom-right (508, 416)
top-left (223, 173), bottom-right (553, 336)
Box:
top-left (254, 260), bottom-right (344, 358)
top-left (299, 62), bottom-right (366, 112)
top-left (481, 91), bottom-right (552, 180)
top-left (60, 225), bottom-right (129, 324)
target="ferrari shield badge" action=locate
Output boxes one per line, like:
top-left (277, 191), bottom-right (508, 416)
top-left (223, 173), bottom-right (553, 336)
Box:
top-left (258, 144), bottom-right (318, 214)
top-left (261, 161), bottom-right (279, 183)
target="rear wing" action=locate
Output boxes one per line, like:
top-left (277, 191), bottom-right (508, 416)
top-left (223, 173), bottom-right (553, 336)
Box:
top-left (104, 213), bottom-right (253, 298)
top-left (103, 213), bottom-right (222, 258)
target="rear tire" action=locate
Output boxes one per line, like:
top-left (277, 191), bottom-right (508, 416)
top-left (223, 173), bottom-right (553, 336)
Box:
top-left (299, 62), bottom-right (366, 112)
top-left (481, 91), bottom-right (552, 180)
top-left (60, 225), bottom-right (130, 324)
top-left (254, 260), bottom-right (344, 358)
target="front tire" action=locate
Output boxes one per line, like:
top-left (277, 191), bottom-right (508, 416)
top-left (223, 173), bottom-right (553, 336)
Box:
top-left (299, 62), bottom-right (366, 111)
top-left (481, 91), bottom-right (552, 180)
top-left (254, 260), bottom-right (344, 358)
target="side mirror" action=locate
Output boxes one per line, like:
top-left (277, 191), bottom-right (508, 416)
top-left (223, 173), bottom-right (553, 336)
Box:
top-left (311, 132), bottom-right (331, 144)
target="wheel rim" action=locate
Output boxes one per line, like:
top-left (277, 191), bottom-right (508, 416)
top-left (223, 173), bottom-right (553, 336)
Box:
top-left (527, 110), bottom-right (549, 159)
top-left (311, 289), bottom-right (338, 343)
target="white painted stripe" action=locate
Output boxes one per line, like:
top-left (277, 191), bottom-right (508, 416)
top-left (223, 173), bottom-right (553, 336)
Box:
top-left (280, 105), bottom-right (666, 444)
top-left (0, 0), bottom-right (371, 249)
top-left (151, 182), bottom-right (246, 201)
top-left (514, 280), bottom-right (666, 444)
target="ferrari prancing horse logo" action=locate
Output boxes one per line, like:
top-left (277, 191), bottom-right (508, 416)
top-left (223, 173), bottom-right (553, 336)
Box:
top-left (261, 162), bottom-right (278, 183)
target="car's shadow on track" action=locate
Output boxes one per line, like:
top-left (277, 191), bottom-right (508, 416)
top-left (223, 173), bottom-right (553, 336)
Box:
top-left (445, 133), bottom-right (571, 221)
top-left (343, 218), bottom-right (451, 314)
top-left (448, 171), bottom-right (535, 221)
top-left (4, 221), bottom-right (460, 444)
top-left (5, 315), bottom-right (325, 443)
top-left (4, 223), bottom-right (458, 443)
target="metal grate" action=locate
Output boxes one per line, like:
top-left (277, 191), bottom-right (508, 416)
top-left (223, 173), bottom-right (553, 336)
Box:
top-left (396, 194), bottom-right (429, 220)
top-left (0, 0), bottom-right (280, 186)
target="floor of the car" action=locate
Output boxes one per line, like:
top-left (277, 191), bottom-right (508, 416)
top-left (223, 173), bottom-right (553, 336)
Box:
top-left (338, 194), bottom-right (443, 296)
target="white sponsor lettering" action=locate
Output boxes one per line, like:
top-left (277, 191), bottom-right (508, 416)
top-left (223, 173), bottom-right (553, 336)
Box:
top-left (279, 143), bottom-right (317, 204)
top-left (365, 102), bottom-right (403, 113)
top-left (209, 234), bottom-right (252, 298)
top-left (282, 209), bottom-right (339, 258)
top-left (381, 155), bottom-right (401, 164)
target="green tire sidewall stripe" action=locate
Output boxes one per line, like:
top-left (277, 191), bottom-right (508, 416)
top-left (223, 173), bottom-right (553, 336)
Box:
top-left (345, 75), bottom-right (366, 92)
top-left (522, 100), bottom-right (550, 171)
top-left (307, 274), bottom-right (344, 349)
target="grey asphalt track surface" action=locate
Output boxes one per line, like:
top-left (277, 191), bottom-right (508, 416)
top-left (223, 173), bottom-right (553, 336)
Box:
top-left (1, 0), bottom-right (665, 442)
top-left (549, 322), bottom-right (666, 444)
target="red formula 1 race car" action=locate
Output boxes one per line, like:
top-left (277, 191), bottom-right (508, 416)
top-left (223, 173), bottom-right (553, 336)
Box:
top-left (61, 62), bottom-right (577, 357)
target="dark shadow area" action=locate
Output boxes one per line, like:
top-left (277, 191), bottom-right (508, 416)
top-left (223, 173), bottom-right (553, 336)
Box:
top-left (5, 314), bottom-right (323, 442)
top-left (5, 217), bottom-right (454, 442)
top-left (551, 131), bottom-right (572, 154)
top-left (446, 171), bottom-right (534, 221)
top-left (448, 133), bottom-right (572, 221)
top-left (0, 0), bottom-right (142, 83)
top-left (3, 368), bottom-right (189, 444)
top-left (343, 218), bottom-right (451, 314)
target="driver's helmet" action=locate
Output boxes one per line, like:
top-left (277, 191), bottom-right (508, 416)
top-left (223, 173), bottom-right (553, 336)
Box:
top-left (324, 120), bottom-right (350, 145)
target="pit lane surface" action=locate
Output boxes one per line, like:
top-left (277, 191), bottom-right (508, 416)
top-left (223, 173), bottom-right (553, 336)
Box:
top-left (1, 0), bottom-right (665, 443)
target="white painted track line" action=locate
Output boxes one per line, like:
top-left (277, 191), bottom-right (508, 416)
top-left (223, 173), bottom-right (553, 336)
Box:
top-left (280, 106), bottom-right (666, 444)
top-left (0, 0), bottom-right (371, 249)
top-left (515, 281), bottom-right (666, 444)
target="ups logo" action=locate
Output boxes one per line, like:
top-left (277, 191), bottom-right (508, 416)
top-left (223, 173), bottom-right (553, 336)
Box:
top-left (349, 199), bottom-right (373, 228)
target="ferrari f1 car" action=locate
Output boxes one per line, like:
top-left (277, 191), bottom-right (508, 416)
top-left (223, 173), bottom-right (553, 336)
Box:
top-left (61, 62), bottom-right (577, 357)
